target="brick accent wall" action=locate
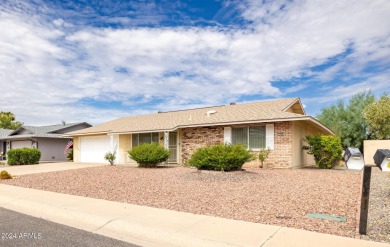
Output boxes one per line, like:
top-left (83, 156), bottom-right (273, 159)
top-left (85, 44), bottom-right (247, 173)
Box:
top-left (181, 126), bottom-right (224, 164)
top-left (180, 122), bottom-right (293, 168)
top-left (246, 122), bottom-right (292, 168)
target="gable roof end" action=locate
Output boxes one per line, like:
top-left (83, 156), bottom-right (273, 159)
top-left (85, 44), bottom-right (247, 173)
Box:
top-left (282, 98), bottom-right (305, 115)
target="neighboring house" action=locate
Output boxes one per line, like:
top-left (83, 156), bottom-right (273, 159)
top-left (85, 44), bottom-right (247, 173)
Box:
top-left (68, 98), bottom-right (333, 168)
top-left (0, 129), bottom-right (13, 160)
top-left (0, 122), bottom-right (91, 162)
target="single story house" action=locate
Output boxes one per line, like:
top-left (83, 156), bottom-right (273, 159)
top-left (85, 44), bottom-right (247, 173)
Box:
top-left (0, 122), bottom-right (91, 162)
top-left (68, 98), bottom-right (332, 168)
top-left (0, 129), bottom-right (13, 160)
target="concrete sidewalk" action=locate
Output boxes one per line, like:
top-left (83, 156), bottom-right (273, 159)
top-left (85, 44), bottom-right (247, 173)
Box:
top-left (0, 184), bottom-right (388, 247)
top-left (0, 162), bottom-right (107, 176)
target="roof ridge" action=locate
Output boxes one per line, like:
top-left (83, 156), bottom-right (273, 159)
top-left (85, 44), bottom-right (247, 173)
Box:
top-left (23, 122), bottom-right (84, 128)
top-left (157, 104), bottom-right (226, 114)
top-left (153, 98), bottom-right (297, 114)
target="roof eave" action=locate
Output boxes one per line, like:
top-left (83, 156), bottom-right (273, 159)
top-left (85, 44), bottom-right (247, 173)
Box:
top-left (307, 117), bottom-right (334, 135)
top-left (47, 122), bottom-right (93, 134)
top-left (66, 116), bottom-right (333, 136)
top-left (93, 116), bottom-right (314, 135)
top-left (63, 131), bottom-right (111, 137)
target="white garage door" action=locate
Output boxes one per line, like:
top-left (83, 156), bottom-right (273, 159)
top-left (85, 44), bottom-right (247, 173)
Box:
top-left (11, 140), bottom-right (32, 149)
top-left (79, 136), bottom-right (111, 163)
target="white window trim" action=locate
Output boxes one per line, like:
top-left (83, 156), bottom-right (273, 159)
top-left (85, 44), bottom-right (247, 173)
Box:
top-left (132, 133), bottom-right (159, 147)
top-left (232, 126), bottom-right (266, 150)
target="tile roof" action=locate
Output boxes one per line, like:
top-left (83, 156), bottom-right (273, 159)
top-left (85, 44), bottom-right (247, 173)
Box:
top-left (0, 122), bottom-right (89, 140)
top-left (69, 98), bottom-right (325, 136)
top-left (1, 133), bottom-right (67, 140)
top-left (21, 122), bottom-right (89, 135)
top-left (0, 129), bottom-right (13, 138)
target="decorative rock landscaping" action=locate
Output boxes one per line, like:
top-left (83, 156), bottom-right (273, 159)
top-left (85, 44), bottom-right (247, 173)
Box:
top-left (1, 166), bottom-right (364, 238)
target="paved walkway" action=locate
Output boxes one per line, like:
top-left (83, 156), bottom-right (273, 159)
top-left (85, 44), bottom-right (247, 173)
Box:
top-left (0, 184), bottom-right (388, 247)
top-left (0, 162), bottom-right (107, 176)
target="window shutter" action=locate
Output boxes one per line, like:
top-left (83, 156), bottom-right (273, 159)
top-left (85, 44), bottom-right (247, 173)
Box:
top-left (224, 127), bottom-right (232, 144)
top-left (266, 124), bottom-right (274, 150)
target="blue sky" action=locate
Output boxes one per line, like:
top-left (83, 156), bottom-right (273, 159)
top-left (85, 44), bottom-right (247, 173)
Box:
top-left (1, 0), bottom-right (390, 125)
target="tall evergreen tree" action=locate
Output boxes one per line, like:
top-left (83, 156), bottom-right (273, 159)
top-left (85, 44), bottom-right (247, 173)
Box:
top-left (316, 92), bottom-right (375, 150)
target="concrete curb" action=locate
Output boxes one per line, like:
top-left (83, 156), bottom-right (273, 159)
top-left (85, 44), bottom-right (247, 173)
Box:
top-left (0, 184), bottom-right (389, 247)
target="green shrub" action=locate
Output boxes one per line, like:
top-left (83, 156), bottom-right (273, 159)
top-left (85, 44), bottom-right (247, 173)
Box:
top-left (7, 148), bottom-right (41, 166)
top-left (66, 148), bottom-right (73, 161)
top-left (128, 142), bottom-right (170, 168)
top-left (0, 170), bottom-right (12, 179)
top-left (188, 144), bottom-right (255, 172)
top-left (104, 149), bottom-right (116, 166)
top-left (303, 135), bottom-right (343, 169)
top-left (258, 148), bottom-right (271, 168)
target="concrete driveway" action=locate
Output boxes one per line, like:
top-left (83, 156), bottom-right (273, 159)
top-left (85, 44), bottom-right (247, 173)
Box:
top-left (0, 162), bottom-right (107, 176)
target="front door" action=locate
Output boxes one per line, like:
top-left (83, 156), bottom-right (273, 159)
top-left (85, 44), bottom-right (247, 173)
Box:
top-left (168, 132), bottom-right (178, 163)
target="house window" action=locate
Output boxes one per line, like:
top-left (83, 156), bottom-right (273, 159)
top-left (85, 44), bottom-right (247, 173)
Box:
top-left (232, 126), bottom-right (265, 149)
top-left (132, 133), bottom-right (159, 147)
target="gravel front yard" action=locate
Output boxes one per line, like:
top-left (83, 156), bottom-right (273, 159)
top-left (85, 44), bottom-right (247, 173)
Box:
top-left (2, 166), bottom-right (361, 237)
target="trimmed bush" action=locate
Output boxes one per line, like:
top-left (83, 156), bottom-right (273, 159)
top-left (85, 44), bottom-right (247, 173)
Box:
top-left (128, 142), bottom-right (170, 168)
top-left (7, 148), bottom-right (41, 166)
top-left (0, 170), bottom-right (12, 179)
top-left (303, 135), bottom-right (343, 169)
top-left (188, 144), bottom-right (255, 172)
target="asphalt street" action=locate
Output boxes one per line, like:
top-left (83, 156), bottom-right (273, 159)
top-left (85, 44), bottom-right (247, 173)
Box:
top-left (0, 207), bottom-right (140, 247)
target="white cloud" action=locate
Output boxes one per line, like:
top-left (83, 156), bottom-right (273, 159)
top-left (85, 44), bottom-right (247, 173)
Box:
top-left (0, 0), bottom-right (389, 125)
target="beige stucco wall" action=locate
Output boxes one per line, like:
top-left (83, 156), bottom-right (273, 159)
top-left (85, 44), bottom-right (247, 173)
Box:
top-left (119, 134), bottom-right (132, 164)
top-left (73, 136), bottom-right (79, 162)
top-left (363, 140), bottom-right (390, 165)
top-left (291, 121), bottom-right (315, 167)
top-left (291, 121), bottom-right (331, 167)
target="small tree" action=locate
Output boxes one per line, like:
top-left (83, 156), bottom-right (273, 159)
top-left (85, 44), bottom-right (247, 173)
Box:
top-left (303, 135), bottom-right (343, 169)
top-left (128, 143), bottom-right (170, 168)
top-left (104, 149), bottom-right (117, 166)
top-left (66, 148), bottom-right (73, 161)
top-left (0, 111), bottom-right (23, 130)
top-left (364, 94), bottom-right (390, 140)
top-left (258, 148), bottom-right (271, 168)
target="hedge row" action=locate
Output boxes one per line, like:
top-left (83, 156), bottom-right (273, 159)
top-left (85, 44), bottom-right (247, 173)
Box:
top-left (7, 148), bottom-right (41, 166)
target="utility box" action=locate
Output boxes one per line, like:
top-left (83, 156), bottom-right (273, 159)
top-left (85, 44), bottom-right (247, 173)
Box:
top-left (373, 149), bottom-right (390, 172)
top-left (344, 147), bottom-right (364, 170)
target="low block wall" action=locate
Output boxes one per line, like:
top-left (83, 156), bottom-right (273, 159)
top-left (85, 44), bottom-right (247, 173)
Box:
top-left (363, 140), bottom-right (390, 165)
